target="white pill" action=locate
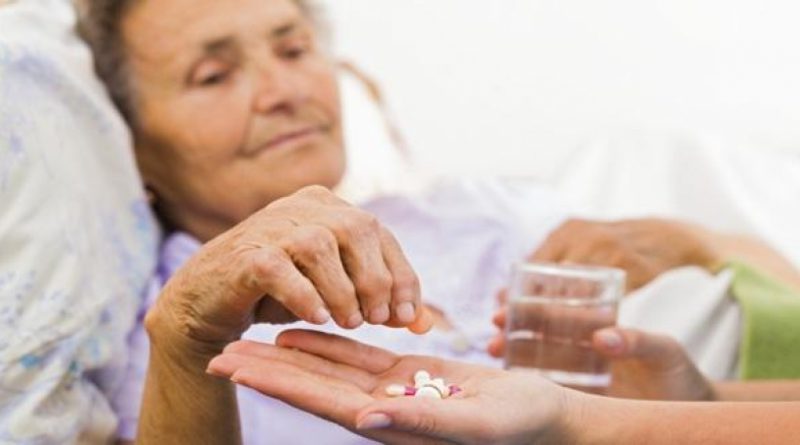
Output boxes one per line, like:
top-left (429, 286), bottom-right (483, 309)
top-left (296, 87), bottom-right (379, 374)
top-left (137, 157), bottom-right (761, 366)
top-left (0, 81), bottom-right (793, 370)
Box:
top-left (430, 379), bottom-right (449, 397)
top-left (414, 370), bottom-right (431, 387)
top-left (414, 386), bottom-right (443, 399)
top-left (385, 384), bottom-right (407, 397)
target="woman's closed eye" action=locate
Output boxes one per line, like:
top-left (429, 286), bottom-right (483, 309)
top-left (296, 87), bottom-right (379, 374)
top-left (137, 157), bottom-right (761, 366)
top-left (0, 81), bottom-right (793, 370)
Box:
top-left (190, 59), bottom-right (234, 87)
top-left (279, 37), bottom-right (312, 61)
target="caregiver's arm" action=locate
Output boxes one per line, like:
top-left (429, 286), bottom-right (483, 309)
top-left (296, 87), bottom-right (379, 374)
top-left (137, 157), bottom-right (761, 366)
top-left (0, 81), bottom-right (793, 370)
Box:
top-left (713, 381), bottom-right (800, 401)
top-left (574, 397), bottom-right (800, 444)
top-left (136, 187), bottom-right (428, 445)
top-left (207, 330), bottom-right (800, 445)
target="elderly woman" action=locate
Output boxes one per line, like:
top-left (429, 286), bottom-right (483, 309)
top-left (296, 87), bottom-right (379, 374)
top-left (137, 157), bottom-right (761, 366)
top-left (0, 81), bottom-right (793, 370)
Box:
top-left (71, 0), bottom-right (800, 443)
top-left (2, 1), bottom-right (425, 444)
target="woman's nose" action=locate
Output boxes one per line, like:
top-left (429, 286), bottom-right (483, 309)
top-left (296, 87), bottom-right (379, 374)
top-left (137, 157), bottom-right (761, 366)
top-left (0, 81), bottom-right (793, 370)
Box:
top-left (252, 60), bottom-right (308, 115)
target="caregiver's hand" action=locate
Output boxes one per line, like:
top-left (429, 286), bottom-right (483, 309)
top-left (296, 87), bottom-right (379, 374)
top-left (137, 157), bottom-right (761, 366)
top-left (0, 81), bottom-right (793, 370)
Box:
top-left (488, 310), bottom-right (714, 401)
top-left (207, 330), bottom-right (576, 445)
top-left (531, 218), bottom-right (722, 292)
top-left (147, 185), bottom-right (429, 352)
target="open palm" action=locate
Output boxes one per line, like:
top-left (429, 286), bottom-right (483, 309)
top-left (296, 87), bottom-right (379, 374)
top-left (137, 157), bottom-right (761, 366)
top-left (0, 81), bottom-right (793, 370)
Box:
top-left (208, 329), bottom-right (567, 445)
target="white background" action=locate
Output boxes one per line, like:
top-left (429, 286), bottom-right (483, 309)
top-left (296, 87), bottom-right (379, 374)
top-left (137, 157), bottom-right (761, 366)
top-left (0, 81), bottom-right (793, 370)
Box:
top-left (323, 0), bottom-right (800, 178)
top-left (322, 0), bottom-right (800, 264)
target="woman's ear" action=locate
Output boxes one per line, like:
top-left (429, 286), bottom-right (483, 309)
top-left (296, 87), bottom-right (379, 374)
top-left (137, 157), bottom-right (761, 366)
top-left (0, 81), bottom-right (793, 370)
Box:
top-left (144, 184), bottom-right (158, 205)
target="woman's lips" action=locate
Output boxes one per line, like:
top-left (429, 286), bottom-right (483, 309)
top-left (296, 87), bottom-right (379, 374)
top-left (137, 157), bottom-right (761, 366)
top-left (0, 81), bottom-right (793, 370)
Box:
top-left (259, 126), bottom-right (324, 152)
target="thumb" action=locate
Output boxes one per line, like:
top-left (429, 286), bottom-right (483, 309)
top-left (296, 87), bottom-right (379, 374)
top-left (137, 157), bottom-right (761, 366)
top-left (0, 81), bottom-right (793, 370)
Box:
top-left (356, 398), bottom-right (481, 443)
top-left (593, 327), bottom-right (688, 369)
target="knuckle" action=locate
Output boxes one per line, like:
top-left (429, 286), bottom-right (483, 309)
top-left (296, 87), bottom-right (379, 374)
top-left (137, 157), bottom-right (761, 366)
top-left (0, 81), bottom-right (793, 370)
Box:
top-left (296, 184), bottom-right (331, 198)
top-left (250, 247), bottom-right (285, 280)
top-left (355, 271), bottom-right (394, 299)
top-left (392, 269), bottom-right (420, 294)
top-left (562, 218), bottom-right (587, 232)
top-left (289, 226), bottom-right (337, 261)
top-left (341, 210), bottom-right (381, 236)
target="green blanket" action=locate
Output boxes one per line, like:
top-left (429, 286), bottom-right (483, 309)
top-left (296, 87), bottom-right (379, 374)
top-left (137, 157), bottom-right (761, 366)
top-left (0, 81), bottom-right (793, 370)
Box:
top-left (728, 261), bottom-right (800, 379)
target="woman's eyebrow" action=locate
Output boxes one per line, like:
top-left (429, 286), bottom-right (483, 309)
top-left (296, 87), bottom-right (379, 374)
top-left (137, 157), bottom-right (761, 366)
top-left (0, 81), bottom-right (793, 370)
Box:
top-left (198, 21), bottom-right (300, 55)
top-left (202, 37), bottom-right (238, 56)
top-left (271, 21), bottom-right (300, 39)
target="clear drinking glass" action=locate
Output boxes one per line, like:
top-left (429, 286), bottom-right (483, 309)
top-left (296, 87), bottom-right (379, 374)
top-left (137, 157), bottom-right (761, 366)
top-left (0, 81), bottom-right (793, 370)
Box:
top-left (503, 263), bottom-right (625, 391)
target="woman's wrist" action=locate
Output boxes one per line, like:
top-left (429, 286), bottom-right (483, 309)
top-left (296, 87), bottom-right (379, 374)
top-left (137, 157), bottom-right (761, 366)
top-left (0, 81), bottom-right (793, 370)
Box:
top-left (144, 298), bottom-right (229, 364)
top-left (683, 223), bottom-right (726, 273)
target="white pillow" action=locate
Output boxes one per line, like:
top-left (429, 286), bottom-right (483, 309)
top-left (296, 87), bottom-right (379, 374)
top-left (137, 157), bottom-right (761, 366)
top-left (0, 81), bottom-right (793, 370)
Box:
top-left (0, 0), bottom-right (159, 441)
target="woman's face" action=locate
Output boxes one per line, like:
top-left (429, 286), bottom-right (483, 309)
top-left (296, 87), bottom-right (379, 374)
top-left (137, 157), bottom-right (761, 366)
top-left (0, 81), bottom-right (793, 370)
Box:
top-left (123, 0), bottom-right (344, 240)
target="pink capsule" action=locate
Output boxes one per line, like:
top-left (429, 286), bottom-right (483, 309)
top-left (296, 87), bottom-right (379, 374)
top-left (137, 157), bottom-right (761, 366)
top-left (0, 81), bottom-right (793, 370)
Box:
top-left (448, 385), bottom-right (463, 396)
top-left (386, 384), bottom-right (417, 397)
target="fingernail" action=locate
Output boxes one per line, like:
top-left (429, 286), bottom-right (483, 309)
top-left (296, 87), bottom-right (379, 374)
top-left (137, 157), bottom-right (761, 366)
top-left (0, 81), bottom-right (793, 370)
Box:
top-left (357, 413), bottom-right (392, 430)
top-left (598, 330), bottom-right (623, 350)
top-left (347, 312), bottom-right (364, 329)
top-left (312, 307), bottom-right (331, 325)
top-left (396, 302), bottom-right (415, 323)
top-left (369, 305), bottom-right (390, 324)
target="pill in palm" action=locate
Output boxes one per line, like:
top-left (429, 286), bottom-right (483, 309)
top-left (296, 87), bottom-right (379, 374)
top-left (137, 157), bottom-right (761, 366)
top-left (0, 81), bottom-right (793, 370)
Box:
top-left (414, 386), bottom-right (443, 399)
top-left (385, 384), bottom-right (416, 396)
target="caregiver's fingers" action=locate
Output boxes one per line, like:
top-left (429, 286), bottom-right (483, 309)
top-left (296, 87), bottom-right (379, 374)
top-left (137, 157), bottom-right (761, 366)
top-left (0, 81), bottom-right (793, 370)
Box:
top-left (356, 397), bottom-right (491, 445)
top-left (276, 329), bottom-right (399, 375)
top-left (221, 340), bottom-right (376, 391)
top-left (224, 340), bottom-right (376, 391)
top-left (492, 308), bottom-right (506, 329)
top-left (487, 334), bottom-right (505, 358)
top-left (592, 328), bottom-right (689, 370)
top-left (207, 355), bottom-right (370, 425)
top-left (279, 225), bottom-right (362, 329)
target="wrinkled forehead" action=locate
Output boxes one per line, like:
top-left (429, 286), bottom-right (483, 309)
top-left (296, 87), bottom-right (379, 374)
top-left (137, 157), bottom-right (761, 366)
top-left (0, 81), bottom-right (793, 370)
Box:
top-left (121, 0), bottom-right (312, 65)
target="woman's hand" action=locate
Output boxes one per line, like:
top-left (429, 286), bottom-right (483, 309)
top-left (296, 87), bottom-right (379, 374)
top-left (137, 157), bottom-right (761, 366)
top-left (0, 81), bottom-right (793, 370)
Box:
top-left (208, 329), bottom-right (577, 445)
top-left (531, 218), bottom-right (722, 292)
top-left (146, 185), bottom-right (429, 353)
top-left (488, 309), bottom-right (715, 401)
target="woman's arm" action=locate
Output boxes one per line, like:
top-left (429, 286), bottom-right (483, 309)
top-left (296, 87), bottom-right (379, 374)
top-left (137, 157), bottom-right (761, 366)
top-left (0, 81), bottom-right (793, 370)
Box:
top-left (134, 188), bottom-right (427, 444)
top-left (530, 218), bottom-right (800, 293)
top-left (709, 230), bottom-right (800, 292)
top-left (137, 313), bottom-right (241, 445)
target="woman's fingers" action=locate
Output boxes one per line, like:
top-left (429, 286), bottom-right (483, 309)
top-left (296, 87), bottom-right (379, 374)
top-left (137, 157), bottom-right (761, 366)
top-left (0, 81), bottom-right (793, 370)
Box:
top-left (279, 224), bottom-right (362, 328)
top-left (240, 246), bottom-right (331, 325)
top-left (378, 228), bottom-right (425, 328)
top-left (323, 210), bottom-right (396, 325)
top-left (276, 329), bottom-right (399, 375)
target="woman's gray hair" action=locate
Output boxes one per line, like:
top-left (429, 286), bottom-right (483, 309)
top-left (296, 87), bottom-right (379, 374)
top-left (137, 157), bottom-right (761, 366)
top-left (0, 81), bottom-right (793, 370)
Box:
top-left (76, 0), bottom-right (326, 128)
